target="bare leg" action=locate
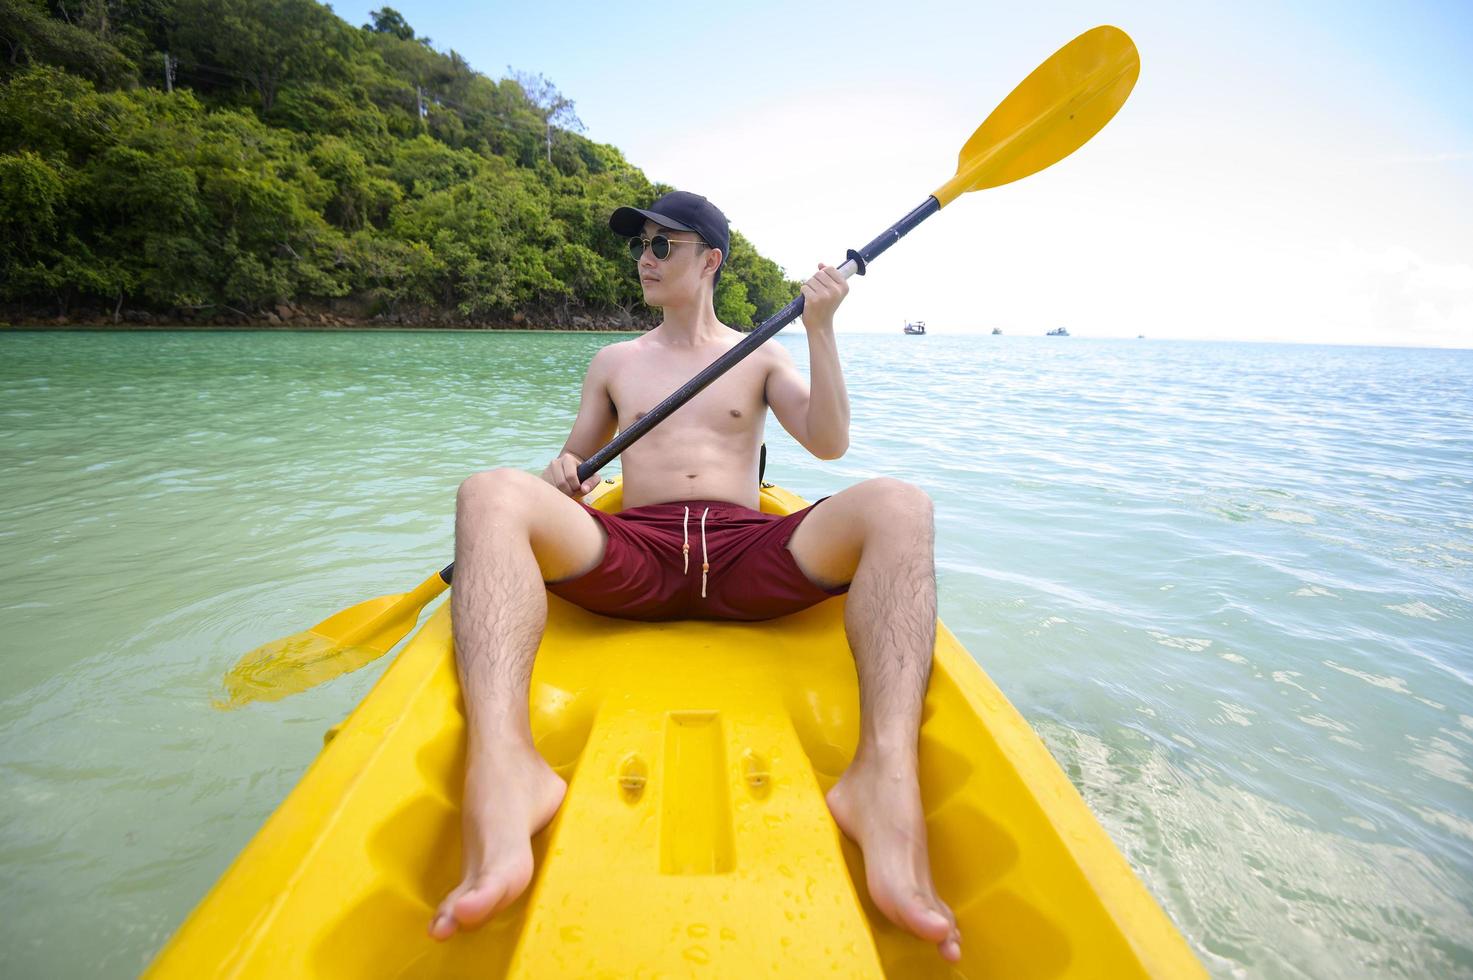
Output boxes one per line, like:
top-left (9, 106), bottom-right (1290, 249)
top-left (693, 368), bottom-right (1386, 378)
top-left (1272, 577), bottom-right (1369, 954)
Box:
top-left (430, 468), bottom-right (606, 941)
top-left (787, 478), bottom-right (961, 963)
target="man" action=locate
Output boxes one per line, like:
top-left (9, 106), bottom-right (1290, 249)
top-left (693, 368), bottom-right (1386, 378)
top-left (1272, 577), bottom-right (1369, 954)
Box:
top-left (432, 191), bottom-right (961, 964)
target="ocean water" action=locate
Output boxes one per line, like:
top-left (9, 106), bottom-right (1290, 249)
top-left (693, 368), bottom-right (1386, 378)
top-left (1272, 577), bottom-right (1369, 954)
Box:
top-left (1, 329), bottom-right (1470, 977)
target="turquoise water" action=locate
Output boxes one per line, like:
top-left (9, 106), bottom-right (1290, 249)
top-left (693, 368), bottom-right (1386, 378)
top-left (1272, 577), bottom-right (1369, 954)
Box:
top-left (1, 330), bottom-right (1470, 977)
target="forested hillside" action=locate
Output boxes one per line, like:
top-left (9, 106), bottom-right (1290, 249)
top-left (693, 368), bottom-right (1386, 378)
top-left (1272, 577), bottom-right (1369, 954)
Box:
top-left (0, 1), bottom-right (796, 327)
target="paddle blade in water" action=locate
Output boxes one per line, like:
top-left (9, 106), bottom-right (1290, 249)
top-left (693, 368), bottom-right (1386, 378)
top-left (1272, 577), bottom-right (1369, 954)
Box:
top-left (214, 590), bottom-right (424, 708)
top-left (215, 630), bottom-right (387, 709)
top-left (933, 25), bottom-right (1140, 206)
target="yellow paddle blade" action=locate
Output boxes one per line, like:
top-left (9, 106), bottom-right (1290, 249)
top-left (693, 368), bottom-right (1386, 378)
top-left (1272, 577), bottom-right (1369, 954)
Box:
top-left (933, 25), bottom-right (1140, 206)
top-left (215, 571), bottom-right (450, 709)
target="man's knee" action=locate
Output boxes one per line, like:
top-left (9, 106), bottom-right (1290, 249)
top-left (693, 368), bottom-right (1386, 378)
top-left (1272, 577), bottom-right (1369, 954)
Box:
top-left (457, 467), bottom-right (540, 516)
top-left (860, 477), bottom-right (932, 531)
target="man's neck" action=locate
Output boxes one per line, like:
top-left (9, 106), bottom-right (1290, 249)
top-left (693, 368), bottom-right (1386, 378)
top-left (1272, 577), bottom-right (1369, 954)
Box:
top-left (654, 293), bottom-right (727, 347)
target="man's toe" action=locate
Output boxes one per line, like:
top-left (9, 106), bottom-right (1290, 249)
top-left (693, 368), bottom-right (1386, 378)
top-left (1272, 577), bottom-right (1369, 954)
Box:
top-left (899, 897), bottom-right (952, 943)
top-left (452, 876), bottom-right (509, 928)
top-left (429, 911), bottom-right (456, 940)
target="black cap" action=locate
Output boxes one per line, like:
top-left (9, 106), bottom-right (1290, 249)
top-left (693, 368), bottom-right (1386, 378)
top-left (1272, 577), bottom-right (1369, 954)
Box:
top-left (610, 191), bottom-right (730, 283)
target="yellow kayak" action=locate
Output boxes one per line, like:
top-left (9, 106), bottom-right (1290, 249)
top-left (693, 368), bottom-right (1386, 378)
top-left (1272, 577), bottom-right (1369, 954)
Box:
top-left (147, 482), bottom-right (1203, 977)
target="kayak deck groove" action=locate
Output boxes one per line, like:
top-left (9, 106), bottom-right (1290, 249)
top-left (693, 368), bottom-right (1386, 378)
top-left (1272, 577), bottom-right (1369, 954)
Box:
top-left (147, 483), bottom-right (1203, 978)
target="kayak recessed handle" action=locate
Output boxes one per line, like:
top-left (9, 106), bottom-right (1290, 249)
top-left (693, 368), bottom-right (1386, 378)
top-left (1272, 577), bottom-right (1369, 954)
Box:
top-left (741, 749), bottom-right (772, 800)
top-left (618, 753), bottom-right (648, 803)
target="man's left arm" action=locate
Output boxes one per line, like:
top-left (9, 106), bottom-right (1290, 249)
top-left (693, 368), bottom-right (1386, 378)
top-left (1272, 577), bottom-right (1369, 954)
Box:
top-left (765, 263), bottom-right (850, 460)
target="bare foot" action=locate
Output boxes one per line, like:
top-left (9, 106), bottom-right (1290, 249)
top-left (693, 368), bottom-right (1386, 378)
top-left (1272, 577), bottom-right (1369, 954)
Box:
top-left (826, 752), bottom-right (961, 963)
top-left (428, 746), bottom-right (567, 940)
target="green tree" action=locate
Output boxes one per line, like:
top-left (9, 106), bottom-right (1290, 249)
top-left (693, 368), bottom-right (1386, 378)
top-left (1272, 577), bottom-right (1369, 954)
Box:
top-left (170, 0), bottom-right (355, 112)
top-left (309, 135), bottom-right (400, 230)
top-left (363, 6), bottom-right (413, 41)
top-left (506, 68), bottom-right (584, 166)
top-left (0, 149), bottom-right (65, 246)
top-left (723, 229), bottom-right (798, 324)
top-left (0, 148), bottom-right (68, 302)
top-left (389, 160), bottom-right (562, 315)
top-left (0, 0), bottom-right (135, 85)
top-left (345, 230), bottom-right (440, 310)
top-left (0, 63), bottom-right (136, 161)
top-left (714, 275), bottom-right (756, 327)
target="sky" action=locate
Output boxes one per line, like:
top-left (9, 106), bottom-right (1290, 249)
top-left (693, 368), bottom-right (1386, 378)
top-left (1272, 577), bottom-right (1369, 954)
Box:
top-left (336, 0), bottom-right (1473, 347)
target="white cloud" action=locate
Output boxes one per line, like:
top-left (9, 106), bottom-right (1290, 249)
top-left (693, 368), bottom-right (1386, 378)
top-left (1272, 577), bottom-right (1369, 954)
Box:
top-left (1377, 151), bottom-right (1473, 165)
top-left (1323, 242), bottom-right (1473, 347)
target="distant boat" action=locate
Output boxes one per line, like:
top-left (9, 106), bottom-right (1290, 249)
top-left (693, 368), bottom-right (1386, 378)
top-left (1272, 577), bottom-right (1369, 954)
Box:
top-left (904, 320), bottom-right (927, 335)
top-left (1137, 334), bottom-right (1145, 339)
top-left (1047, 327), bottom-right (1069, 337)
top-left (991, 327), bottom-right (1003, 335)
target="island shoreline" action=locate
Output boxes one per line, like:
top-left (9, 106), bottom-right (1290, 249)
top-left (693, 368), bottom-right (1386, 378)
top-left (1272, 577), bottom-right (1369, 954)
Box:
top-left (0, 301), bottom-right (661, 332)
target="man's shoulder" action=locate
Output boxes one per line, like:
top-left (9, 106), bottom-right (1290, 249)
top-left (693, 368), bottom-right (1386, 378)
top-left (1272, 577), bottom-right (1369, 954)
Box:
top-left (597, 336), bottom-right (641, 354)
top-left (589, 338), bottom-right (638, 370)
top-left (759, 334), bottom-right (795, 365)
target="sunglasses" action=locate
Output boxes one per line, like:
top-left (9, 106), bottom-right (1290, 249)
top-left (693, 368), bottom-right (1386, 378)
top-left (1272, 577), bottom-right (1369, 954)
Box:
top-left (628, 234), bottom-right (709, 262)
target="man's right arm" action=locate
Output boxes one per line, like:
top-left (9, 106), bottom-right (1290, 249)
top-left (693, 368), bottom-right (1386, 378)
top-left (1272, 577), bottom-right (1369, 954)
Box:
top-left (541, 345), bottom-right (619, 497)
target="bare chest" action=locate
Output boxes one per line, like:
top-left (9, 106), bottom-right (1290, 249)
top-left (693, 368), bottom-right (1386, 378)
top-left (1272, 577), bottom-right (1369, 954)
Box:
top-left (609, 352), bottom-right (768, 436)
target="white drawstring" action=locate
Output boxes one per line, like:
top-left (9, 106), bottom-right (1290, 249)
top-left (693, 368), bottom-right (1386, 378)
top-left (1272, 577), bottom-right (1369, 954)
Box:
top-left (700, 507), bottom-right (710, 598)
top-left (681, 505), bottom-right (711, 597)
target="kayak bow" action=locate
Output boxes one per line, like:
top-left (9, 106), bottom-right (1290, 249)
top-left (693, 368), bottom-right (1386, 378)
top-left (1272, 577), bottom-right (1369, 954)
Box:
top-left (150, 482), bottom-right (1202, 978)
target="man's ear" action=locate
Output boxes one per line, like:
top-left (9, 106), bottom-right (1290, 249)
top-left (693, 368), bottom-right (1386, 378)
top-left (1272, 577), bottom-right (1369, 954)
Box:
top-left (706, 248), bottom-right (723, 280)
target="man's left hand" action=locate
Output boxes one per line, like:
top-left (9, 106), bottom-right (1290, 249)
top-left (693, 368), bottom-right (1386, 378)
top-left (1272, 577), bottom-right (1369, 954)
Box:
top-left (799, 263), bottom-right (848, 332)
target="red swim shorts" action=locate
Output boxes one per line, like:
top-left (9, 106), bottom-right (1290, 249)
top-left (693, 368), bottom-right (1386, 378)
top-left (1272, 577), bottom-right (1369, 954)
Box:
top-left (546, 497), bottom-right (849, 622)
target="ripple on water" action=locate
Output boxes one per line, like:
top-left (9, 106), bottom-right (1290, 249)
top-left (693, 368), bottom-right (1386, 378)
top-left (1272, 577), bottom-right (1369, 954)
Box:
top-left (1039, 722), bottom-right (1473, 979)
top-left (1385, 600), bottom-right (1446, 620)
top-left (1265, 509), bottom-right (1318, 525)
top-left (1404, 735), bottom-right (1473, 791)
top-left (1324, 660), bottom-right (1413, 696)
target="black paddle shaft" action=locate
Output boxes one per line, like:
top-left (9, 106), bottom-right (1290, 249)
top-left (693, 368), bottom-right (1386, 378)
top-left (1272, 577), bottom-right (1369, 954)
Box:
top-left (574, 194), bottom-right (942, 484)
top-left (442, 194), bottom-right (942, 587)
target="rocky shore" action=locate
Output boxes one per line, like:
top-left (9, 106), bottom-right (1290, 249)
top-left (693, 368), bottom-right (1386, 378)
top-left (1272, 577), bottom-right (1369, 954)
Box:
top-left (0, 299), bottom-right (658, 331)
